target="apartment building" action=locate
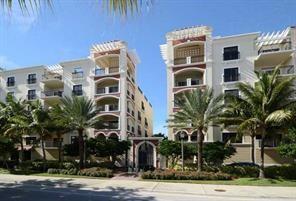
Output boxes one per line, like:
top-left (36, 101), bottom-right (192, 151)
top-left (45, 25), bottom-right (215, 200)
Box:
top-left (161, 26), bottom-right (296, 165)
top-left (0, 41), bottom-right (156, 168)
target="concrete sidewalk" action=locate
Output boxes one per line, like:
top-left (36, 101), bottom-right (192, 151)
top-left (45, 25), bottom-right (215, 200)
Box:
top-left (0, 174), bottom-right (295, 199)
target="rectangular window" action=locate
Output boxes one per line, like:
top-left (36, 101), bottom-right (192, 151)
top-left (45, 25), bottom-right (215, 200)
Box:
top-left (27, 74), bottom-right (37, 84)
top-left (72, 67), bottom-right (84, 79)
top-left (141, 101), bottom-right (145, 110)
top-left (223, 46), bottom-right (239, 60)
top-left (222, 132), bottom-right (242, 143)
top-left (224, 68), bottom-right (239, 82)
top-left (138, 111), bottom-right (142, 121)
top-left (7, 77), bottom-right (15, 87)
top-left (73, 85), bottom-right (83, 96)
top-left (27, 90), bottom-right (36, 100)
top-left (25, 137), bottom-right (37, 145)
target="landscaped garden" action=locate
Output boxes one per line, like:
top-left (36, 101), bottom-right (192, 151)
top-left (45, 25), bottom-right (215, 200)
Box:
top-left (1, 66), bottom-right (296, 186)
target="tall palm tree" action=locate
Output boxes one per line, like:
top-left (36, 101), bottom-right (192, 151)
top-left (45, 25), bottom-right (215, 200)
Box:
top-left (58, 96), bottom-right (100, 169)
top-left (233, 67), bottom-right (296, 178)
top-left (168, 87), bottom-right (224, 172)
top-left (29, 100), bottom-right (50, 162)
top-left (219, 94), bottom-right (258, 164)
top-left (48, 105), bottom-right (72, 163)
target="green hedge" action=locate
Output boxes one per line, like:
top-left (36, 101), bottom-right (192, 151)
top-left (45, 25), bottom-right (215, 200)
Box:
top-left (19, 161), bottom-right (78, 172)
top-left (141, 170), bottom-right (232, 180)
top-left (265, 165), bottom-right (296, 180)
top-left (220, 166), bottom-right (259, 178)
top-left (48, 167), bottom-right (113, 178)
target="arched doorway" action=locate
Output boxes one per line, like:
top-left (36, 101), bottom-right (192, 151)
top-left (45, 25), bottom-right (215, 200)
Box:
top-left (138, 142), bottom-right (155, 171)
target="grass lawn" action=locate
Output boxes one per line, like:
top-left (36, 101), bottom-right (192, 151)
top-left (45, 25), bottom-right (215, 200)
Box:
top-left (142, 178), bottom-right (296, 187)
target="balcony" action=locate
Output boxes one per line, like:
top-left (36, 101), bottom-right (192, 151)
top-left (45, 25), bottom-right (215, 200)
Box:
top-left (94, 67), bottom-right (119, 76)
top-left (42, 90), bottom-right (63, 98)
top-left (175, 79), bottom-right (203, 87)
top-left (97, 104), bottom-right (119, 112)
top-left (223, 74), bottom-right (240, 83)
top-left (96, 86), bottom-right (119, 95)
top-left (258, 41), bottom-right (292, 54)
top-left (174, 55), bottom-right (204, 66)
top-left (261, 65), bottom-right (295, 76)
top-left (99, 121), bottom-right (119, 130)
top-left (72, 72), bottom-right (84, 80)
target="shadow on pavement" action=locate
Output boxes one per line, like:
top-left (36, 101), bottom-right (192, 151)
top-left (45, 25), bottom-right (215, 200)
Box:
top-left (0, 179), bottom-right (156, 201)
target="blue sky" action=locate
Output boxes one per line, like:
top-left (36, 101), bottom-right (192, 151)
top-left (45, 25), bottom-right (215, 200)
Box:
top-left (0, 0), bottom-right (296, 134)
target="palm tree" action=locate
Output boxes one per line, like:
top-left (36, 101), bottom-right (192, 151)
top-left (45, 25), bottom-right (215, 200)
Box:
top-left (219, 94), bottom-right (258, 164)
top-left (47, 105), bottom-right (72, 163)
top-left (168, 87), bottom-right (224, 172)
top-left (29, 100), bottom-right (50, 162)
top-left (232, 67), bottom-right (295, 178)
top-left (58, 96), bottom-right (100, 169)
top-left (0, 95), bottom-right (29, 162)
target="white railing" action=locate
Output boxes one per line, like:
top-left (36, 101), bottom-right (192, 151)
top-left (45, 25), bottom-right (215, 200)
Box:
top-left (96, 86), bottom-right (119, 95)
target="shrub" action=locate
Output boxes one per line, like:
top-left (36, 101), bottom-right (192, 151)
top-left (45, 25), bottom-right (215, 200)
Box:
top-left (47, 168), bottom-right (61, 174)
top-left (220, 165), bottom-right (259, 178)
top-left (77, 167), bottom-right (113, 178)
top-left (141, 170), bottom-right (232, 180)
top-left (265, 165), bottom-right (296, 180)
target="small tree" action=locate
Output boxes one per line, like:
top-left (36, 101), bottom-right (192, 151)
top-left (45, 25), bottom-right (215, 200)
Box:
top-left (0, 137), bottom-right (15, 169)
top-left (277, 127), bottom-right (296, 161)
top-left (203, 141), bottom-right (236, 166)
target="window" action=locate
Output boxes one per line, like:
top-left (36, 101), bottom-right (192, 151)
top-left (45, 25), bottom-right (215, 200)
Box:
top-left (223, 46), bottom-right (239, 60)
top-left (27, 74), bottom-right (37, 84)
top-left (141, 101), bottom-right (145, 110)
top-left (222, 132), bottom-right (242, 143)
top-left (138, 126), bottom-right (142, 135)
top-left (145, 118), bottom-right (148, 127)
top-left (138, 111), bottom-right (142, 122)
top-left (7, 77), bottom-right (15, 87)
top-left (27, 90), bottom-right (36, 100)
top-left (145, 130), bottom-right (148, 137)
top-left (73, 85), bottom-right (83, 96)
top-left (72, 67), bottom-right (84, 79)
top-left (224, 68), bottom-right (239, 82)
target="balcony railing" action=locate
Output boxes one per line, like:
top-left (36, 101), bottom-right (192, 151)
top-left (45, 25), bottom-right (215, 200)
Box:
top-left (175, 79), bottom-right (202, 87)
top-left (96, 86), bottom-right (119, 95)
top-left (94, 67), bottom-right (119, 76)
top-left (223, 74), bottom-right (240, 82)
top-left (100, 121), bottom-right (119, 129)
top-left (42, 90), bottom-right (63, 98)
top-left (42, 73), bottom-right (62, 81)
top-left (27, 78), bottom-right (37, 84)
top-left (72, 72), bottom-right (84, 79)
top-left (258, 41), bottom-right (292, 54)
top-left (27, 94), bottom-right (36, 100)
top-left (97, 104), bottom-right (119, 112)
top-left (6, 81), bottom-right (15, 87)
top-left (262, 65), bottom-right (295, 75)
top-left (72, 90), bottom-right (83, 96)
top-left (174, 55), bottom-right (204, 65)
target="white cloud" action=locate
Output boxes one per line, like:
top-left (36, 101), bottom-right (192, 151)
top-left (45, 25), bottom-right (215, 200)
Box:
top-left (0, 56), bottom-right (18, 68)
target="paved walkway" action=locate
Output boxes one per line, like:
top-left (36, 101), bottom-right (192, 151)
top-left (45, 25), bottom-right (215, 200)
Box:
top-left (0, 174), bottom-right (296, 199)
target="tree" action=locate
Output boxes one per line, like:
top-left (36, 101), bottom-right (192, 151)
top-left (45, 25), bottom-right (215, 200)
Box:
top-left (0, 136), bottom-right (15, 169)
top-left (277, 127), bottom-right (296, 161)
top-left (0, 95), bottom-right (30, 163)
top-left (159, 139), bottom-right (196, 168)
top-left (232, 67), bottom-right (296, 178)
top-left (87, 137), bottom-right (131, 165)
top-left (58, 96), bottom-right (100, 169)
top-left (203, 141), bottom-right (236, 166)
top-left (29, 100), bottom-right (50, 162)
top-left (168, 87), bottom-right (223, 172)
top-left (219, 94), bottom-right (258, 164)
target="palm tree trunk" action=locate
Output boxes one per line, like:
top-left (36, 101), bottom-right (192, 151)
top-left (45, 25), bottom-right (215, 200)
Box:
top-left (40, 135), bottom-right (47, 172)
top-left (259, 134), bottom-right (265, 178)
top-left (251, 134), bottom-right (255, 165)
top-left (78, 129), bottom-right (84, 169)
top-left (197, 129), bottom-right (204, 172)
top-left (19, 138), bottom-right (24, 163)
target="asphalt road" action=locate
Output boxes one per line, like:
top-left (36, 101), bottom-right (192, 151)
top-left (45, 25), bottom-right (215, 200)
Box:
top-left (0, 183), bottom-right (293, 201)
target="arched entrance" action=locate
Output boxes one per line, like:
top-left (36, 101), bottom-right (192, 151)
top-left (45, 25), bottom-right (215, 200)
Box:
top-left (138, 142), bottom-right (155, 170)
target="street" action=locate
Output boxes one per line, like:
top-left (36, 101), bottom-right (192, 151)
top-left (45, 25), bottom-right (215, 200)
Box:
top-left (0, 174), bottom-right (295, 201)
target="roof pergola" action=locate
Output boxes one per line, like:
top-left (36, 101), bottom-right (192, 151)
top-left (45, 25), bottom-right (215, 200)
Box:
top-left (256, 27), bottom-right (291, 48)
